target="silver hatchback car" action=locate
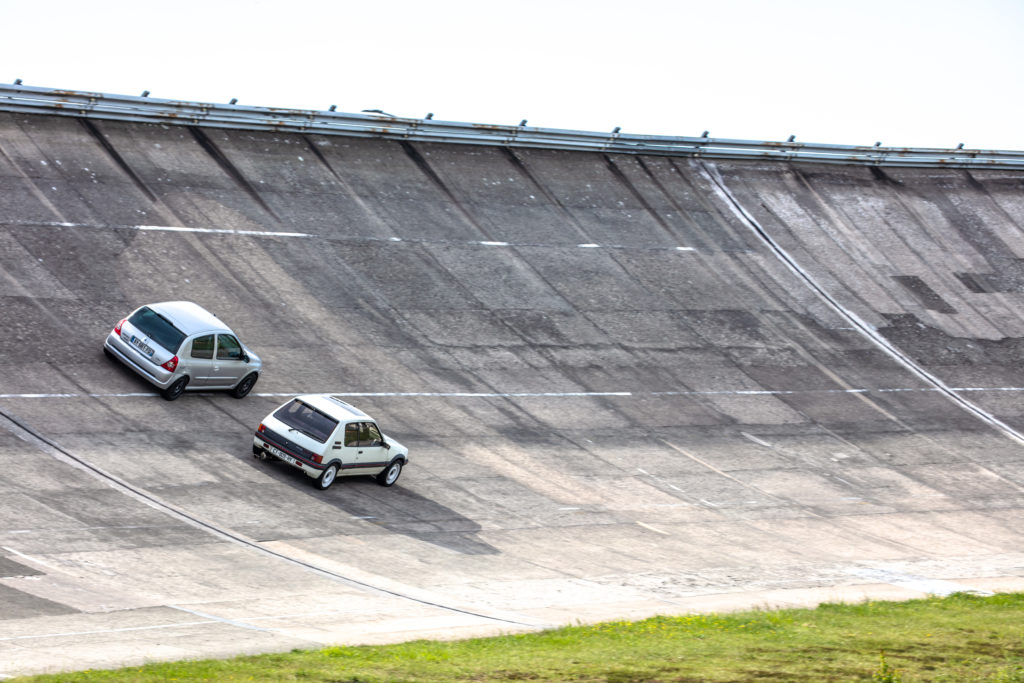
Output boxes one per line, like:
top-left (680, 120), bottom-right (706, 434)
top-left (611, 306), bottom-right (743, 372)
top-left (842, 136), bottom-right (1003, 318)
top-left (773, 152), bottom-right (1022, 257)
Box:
top-left (103, 301), bottom-right (262, 400)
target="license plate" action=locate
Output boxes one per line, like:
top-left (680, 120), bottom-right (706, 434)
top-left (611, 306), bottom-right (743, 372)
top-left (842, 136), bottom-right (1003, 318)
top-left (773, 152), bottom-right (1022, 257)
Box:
top-left (268, 445), bottom-right (299, 466)
top-left (130, 335), bottom-right (155, 357)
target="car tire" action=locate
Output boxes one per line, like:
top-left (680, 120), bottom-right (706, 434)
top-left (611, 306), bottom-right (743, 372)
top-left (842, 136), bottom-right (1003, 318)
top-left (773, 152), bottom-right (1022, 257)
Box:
top-left (376, 459), bottom-right (403, 487)
top-left (231, 373), bottom-right (258, 399)
top-left (316, 464), bottom-right (339, 490)
top-left (160, 376), bottom-right (189, 401)
top-left (102, 346), bottom-right (114, 360)
top-left (252, 445), bottom-right (271, 461)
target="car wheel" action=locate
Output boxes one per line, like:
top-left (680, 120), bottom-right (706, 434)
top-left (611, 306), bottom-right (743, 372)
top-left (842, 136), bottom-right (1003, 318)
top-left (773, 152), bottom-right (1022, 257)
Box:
top-left (316, 464), bottom-right (338, 490)
top-left (376, 460), bottom-right (403, 487)
top-left (102, 346), bottom-right (114, 360)
top-left (252, 445), bottom-right (271, 461)
top-left (160, 376), bottom-right (189, 401)
top-left (231, 373), bottom-right (258, 399)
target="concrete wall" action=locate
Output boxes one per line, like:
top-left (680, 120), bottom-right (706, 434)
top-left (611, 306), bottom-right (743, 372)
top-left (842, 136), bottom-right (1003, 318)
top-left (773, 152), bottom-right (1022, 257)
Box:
top-left (2, 112), bottom-right (1023, 675)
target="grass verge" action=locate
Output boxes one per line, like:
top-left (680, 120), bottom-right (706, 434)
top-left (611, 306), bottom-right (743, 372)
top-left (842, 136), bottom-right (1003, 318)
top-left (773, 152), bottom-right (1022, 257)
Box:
top-left (13, 592), bottom-right (1024, 682)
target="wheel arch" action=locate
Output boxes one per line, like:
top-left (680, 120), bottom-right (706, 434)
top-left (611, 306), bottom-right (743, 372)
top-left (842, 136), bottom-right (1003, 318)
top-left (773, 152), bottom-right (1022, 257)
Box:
top-left (235, 370), bottom-right (259, 384)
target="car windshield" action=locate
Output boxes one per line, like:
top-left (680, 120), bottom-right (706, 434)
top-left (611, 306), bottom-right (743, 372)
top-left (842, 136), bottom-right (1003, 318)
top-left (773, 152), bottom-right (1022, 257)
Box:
top-left (273, 400), bottom-right (339, 443)
top-left (128, 307), bottom-right (187, 353)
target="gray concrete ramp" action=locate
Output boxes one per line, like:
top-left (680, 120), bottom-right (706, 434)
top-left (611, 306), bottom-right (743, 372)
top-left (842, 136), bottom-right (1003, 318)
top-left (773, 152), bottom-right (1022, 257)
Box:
top-left (1, 111), bottom-right (1023, 676)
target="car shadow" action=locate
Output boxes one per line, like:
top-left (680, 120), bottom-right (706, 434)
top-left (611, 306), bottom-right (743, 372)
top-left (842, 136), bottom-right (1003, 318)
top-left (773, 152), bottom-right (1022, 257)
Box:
top-left (251, 455), bottom-right (499, 556)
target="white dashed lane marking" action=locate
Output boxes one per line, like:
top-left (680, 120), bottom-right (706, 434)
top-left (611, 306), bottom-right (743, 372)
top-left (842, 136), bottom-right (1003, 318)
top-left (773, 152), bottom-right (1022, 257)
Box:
top-left (1, 387), bottom-right (1023, 400)
top-left (5, 221), bottom-right (697, 253)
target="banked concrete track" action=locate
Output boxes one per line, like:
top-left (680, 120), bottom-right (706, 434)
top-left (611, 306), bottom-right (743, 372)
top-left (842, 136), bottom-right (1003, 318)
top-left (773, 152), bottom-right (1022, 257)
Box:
top-left (1, 108), bottom-right (1024, 676)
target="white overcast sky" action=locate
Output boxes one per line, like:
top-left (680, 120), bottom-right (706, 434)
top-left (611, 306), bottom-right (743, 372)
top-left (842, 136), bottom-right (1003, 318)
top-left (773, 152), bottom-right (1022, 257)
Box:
top-left (2, 0), bottom-right (1022, 150)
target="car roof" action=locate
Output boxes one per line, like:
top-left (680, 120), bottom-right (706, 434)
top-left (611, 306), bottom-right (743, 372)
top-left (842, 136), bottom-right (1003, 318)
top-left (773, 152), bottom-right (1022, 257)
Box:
top-left (296, 394), bottom-right (373, 422)
top-left (146, 301), bottom-right (233, 336)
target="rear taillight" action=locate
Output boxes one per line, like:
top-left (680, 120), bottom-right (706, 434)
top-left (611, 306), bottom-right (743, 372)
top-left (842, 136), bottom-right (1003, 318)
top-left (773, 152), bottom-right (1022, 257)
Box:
top-left (114, 318), bottom-right (126, 335)
top-left (161, 356), bottom-right (179, 372)
top-left (312, 454), bottom-right (323, 464)
top-left (257, 423), bottom-right (266, 433)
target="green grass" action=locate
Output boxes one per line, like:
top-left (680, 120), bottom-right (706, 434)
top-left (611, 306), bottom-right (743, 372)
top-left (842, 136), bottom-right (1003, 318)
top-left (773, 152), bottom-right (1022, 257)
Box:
top-left (14, 592), bottom-right (1024, 682)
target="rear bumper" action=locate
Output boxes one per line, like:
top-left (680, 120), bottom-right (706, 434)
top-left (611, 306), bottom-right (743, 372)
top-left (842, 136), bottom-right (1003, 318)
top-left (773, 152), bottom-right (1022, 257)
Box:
top-left (104, 333), bottom-right (176, 388)
top-left (253, 433), bottom-right (324, 479)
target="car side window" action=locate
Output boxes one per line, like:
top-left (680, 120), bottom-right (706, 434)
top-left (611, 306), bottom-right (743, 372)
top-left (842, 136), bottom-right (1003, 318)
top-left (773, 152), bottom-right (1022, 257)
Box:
top-left (191, 334), bottom-right (214, 359)
top-left (364, 422), bottom-right (382, 446)
top-left (344, 423), bottom-right (361, 447)
top-left (216, 334), bottom-right (242, 360)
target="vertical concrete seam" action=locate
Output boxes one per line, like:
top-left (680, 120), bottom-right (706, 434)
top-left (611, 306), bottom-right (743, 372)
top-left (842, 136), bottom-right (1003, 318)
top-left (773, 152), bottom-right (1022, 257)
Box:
top-left (188, 126), bottom-right (281, 223)
top-left (399, 141), bottom-right (494, 240)
top-left (301, 134), bottom-right (400, 234)
top-left (602, 154), bottom-right (676, 240)
top-left (78, 119), bottom-right (158, 203)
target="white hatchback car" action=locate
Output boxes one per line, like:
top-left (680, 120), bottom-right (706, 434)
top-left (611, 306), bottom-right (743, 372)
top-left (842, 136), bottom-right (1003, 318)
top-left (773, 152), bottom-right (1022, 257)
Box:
top-left (103, 301), bottom-right (262, 400)
top-left (253, 394), bottom-right (409, 490)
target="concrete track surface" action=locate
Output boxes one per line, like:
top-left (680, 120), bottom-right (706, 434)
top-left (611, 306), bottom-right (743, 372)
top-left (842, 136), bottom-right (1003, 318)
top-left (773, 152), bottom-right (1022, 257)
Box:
top-left (1, 112), bottom-right (1023, 676)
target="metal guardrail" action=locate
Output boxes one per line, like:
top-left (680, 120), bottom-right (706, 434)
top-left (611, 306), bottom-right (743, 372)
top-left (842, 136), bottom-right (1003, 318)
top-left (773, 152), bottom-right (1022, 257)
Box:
top-left (2, 83), bottom-right (1023, 169)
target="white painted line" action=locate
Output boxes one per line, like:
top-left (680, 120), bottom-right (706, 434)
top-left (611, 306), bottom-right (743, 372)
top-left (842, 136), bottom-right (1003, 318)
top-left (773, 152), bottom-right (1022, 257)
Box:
top-left (0, 619), bottom-right (215, 642)
top-left (21, 221), bottom-right (312, 237)
top-left (1, 546), bottom-right (61, 571)
top-left (635, 521), bottom-right (669, 535)
top-left (169, 605), bottom-right (276, 632)
top-left (2, 387), bottom-right (1024, 401)
top-left (259, 391), bottom-right (635, 398)
top-left (135, 225), bottom-right (312, 237)
top-left (652, 389), bottom-right (802, 396)
top-left (741, 431), bottom-right (774, 448)
top-left (558, 507), bottom-right (581, 511)
top-left (952, 386), bottom-right (1024, 392)
top-left (0, 393), bottom-right (160, 399)
top-left (0, 391), bottom-right (635, 400)
top-left (847, 568), bottom-right (993, 596)
top-left (8, 222), bottom-right (703, 254)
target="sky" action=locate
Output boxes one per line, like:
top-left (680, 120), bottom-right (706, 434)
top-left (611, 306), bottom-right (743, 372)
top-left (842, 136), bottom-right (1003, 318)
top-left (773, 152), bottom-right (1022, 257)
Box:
top-left (2, 0), bottom-right (1023, 151)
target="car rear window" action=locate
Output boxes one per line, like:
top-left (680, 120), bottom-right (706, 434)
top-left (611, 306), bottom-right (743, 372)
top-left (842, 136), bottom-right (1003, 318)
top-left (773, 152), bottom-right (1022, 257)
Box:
top-left (129, 307), bottom-right (187, 353)
top-left (273, 400), bottom-right (339, 443)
